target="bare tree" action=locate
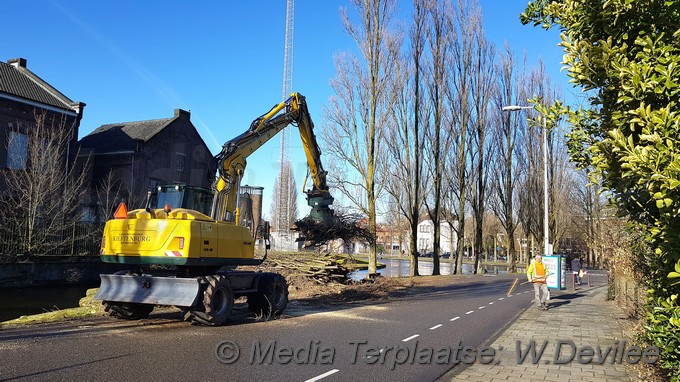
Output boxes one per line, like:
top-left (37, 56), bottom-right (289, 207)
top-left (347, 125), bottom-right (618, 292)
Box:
top-left (468, 21), bottom-right (497, 274)
top-left (381, 0), bottom-right (427, 276)
top-left (96, 170), bottom-right (125, 221)
top-left (445, 0), bottom-right (480, 274)
top-left (323, 0), bottom-right (399, 275)
top-left (422, 0), bottom-right (454, 275)
top-left (570, 170), bottom-right (608, 268)
top-left (0, 110), bottom-right (89, 256)
top-left (490, 44), bottom-right (525, 273)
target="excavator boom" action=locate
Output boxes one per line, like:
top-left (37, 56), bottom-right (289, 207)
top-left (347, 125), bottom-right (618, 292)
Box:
top-left (210, 93), bottom-right (335, 226)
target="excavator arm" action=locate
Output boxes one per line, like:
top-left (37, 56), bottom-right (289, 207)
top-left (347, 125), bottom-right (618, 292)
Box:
top-left (210, 93), bottom-right (334, 227)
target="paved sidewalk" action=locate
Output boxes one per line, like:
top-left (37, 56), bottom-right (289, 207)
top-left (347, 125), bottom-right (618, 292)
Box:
top-left (446, 282), bottom-right (636, 381)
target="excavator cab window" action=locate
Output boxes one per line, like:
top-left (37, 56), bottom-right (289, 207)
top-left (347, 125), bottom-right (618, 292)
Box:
top-left (184, 187), bottom-right (213, 216)
top-left (156, 186), bottom-right (184, 210)
top-left (153, 185), bottom-right (213, 216)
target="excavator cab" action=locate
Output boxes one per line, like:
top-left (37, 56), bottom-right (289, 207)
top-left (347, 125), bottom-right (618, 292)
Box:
top-left (147, 185), bottom-right (213, 216)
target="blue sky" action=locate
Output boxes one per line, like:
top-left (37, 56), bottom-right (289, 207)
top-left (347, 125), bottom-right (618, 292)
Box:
top-left (3, 0), bottom-right (572, 219)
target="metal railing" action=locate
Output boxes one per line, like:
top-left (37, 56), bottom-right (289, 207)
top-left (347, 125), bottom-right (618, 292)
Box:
top-left (0, 221), bottom-right (103, 258)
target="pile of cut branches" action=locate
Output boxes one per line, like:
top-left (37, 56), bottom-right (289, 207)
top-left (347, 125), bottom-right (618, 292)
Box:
top-left (263, 252), bottom-right (369, 283)
top-left (294, 212), bottom-right (372, 248)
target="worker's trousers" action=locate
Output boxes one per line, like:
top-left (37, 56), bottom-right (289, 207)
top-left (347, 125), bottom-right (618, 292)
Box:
top-left (533, 282), bottom-right (549, 306)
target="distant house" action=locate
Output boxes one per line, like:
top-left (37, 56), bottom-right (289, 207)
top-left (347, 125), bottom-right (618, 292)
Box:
top-left (0, 58), bottom-right (85, 191)
top-left (375, 222), bottom-right (408, 254)
top-left (417, 211), bottom-right (458, 255)
top-left (78, 109), bottom-right (213, 217)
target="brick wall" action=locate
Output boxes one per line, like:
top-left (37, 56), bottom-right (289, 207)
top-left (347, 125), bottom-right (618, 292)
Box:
top-left (0, 97), bottom-right (81, 191)
top-left (84, 111), bottom-right (213, 209)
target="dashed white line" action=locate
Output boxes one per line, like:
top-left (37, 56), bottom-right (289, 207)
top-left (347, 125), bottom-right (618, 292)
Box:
top-left (429, 324), bottom-right (443, 330)
top-left (402, 334), bottom-right (420, 342)
top-left (305, 369), bottom-right (340, 382)
top-left (498, 297), bottom-right (505, 301)
top-left (489, 302), bottom-right (494, 305)
top-left (465, 310), bottom-right (474, 315)
top-left (478, 306), bottom-right (486, 309)
top-left (450, 316), bottom-right (460, 322)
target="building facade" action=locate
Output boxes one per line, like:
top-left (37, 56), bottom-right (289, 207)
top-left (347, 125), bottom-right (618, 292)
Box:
top-left (417, 214), bottom-right (458, 255)
top-left (78, 109), bottom-right (213, 218)
top-left (0, 58), bottom-right (85, 190)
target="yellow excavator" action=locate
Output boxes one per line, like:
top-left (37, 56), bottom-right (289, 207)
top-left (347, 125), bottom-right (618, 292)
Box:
top-left (95, 93), bottom-right (335, 326)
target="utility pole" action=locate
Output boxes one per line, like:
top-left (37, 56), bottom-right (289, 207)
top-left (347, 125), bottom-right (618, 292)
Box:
top-left (275, 0), bottom-right (295, 250)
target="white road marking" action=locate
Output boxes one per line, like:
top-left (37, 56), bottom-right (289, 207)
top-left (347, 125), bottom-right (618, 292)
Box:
top-left (429, 324), bottom-right (443, 330)
top-left (489, 302), bottom-right (494, 305)
top-left (478, 306), bottom-right (486, 309)
top-left (305, 369), bottom-right (340, 382)
top-left (402, 334), bottom-right (420, 342)
top-left (366, 348), bottom-right (384, 359)
top-left (465, 310), bottom-right (474, 315)
top-left (498, 297), bottom-right (504, 300)
top-left (450, 316), bottom-right (460, 322)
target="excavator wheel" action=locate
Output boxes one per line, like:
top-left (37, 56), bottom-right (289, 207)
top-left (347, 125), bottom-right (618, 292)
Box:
top-left (247, 273), bottom-right (288, 317)
top-left (102, 270), bottom-right (155, 320)
top-left (103, 301), bottom-right (154, 320)
top-left (186, 275), bottom-right (233, 326)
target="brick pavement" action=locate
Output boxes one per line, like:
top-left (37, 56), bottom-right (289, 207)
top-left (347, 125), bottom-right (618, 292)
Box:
top-left (443, 281), bottom-right (637, 381)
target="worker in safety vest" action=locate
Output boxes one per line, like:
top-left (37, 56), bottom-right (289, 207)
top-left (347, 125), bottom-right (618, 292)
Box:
top-left (526, 253), bottom-right (550, 310)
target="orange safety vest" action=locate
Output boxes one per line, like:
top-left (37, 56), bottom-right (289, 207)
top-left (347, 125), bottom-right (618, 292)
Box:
top-left (527, 260), bottom-right (547, 284)
top-left (534, 261), bottom-right (546, 283)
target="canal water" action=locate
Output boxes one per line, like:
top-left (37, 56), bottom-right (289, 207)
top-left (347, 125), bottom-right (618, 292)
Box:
top-left (0, 285), bottom-right (94, 322)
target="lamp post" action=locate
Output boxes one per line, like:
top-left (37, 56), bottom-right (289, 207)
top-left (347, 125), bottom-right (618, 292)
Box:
top-left (502, 105), bottom-right (551, 256)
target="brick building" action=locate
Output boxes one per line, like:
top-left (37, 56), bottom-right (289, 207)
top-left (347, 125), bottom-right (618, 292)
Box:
top-left (78, 109), bottom-right (213, 216)
top-left (0, 58), bottom-right (85, 190)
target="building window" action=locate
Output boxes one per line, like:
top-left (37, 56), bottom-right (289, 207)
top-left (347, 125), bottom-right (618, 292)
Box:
top-left (7, 131), bottom-right (27, 170)
top-left (175, 153), bottom-right (185, 172)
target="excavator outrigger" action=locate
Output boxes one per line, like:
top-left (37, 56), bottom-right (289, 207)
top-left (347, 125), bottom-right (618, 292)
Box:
top-left (95, 93), bottom-right (335, 325)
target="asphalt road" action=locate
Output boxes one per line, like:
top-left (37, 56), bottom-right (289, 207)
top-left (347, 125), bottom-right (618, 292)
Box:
top-left (0, 274), bottom-right (534, 382)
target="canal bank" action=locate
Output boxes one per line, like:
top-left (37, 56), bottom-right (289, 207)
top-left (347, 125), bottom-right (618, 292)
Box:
top-left (0, 257), bottom-right (129, 322)
top-left (0, 257), bottom-right (128, 288)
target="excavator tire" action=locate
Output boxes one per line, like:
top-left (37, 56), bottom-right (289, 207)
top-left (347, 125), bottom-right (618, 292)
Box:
top-left (186, 275), bottom-right (233, 326)
top-left (247, 273), bottom-right (288, 317)
top-left (103, 301), bottom-right (154, 320)
top-left (102, 270), bottom-right (155, 320)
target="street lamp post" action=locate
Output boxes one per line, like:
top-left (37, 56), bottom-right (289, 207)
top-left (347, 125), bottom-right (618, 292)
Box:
top-left (502, 105), bottom-right (551, 256)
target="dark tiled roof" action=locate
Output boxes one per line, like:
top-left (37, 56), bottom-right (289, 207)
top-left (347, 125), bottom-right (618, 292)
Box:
top-left (0, 59), bottom-right (77, 112)
top-left (79, 117), bottom-right (175, 152)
